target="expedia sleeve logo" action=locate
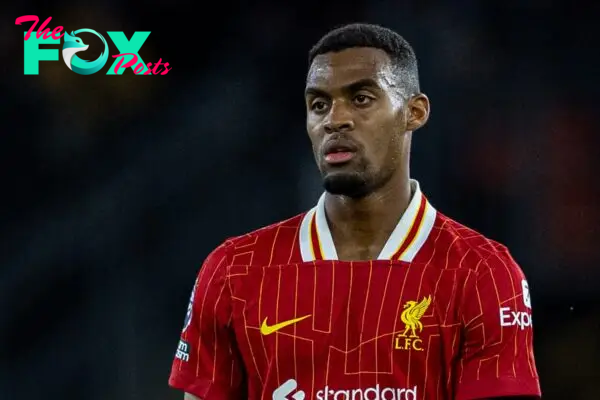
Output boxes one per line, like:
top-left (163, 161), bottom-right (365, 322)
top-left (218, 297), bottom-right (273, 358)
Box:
top-left (499, 279), bottom-right (533, 330)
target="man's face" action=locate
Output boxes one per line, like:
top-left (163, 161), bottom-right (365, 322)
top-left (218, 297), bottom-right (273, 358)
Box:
top-left (305, 47), bottom-right (422, 198)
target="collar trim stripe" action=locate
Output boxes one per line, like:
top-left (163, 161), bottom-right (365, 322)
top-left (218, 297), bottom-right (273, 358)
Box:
top-left (299, 207), bottom-right (316, 262)
top-left (309, 212), bottom-right (324, 261)
top-left (399, 201), bottom-right (436, 262)
top-left (392, 194), bottom-right (427, 260)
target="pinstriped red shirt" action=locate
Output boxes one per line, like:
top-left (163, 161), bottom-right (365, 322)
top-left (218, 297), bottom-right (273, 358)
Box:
top-left (169, 181), bottom-right (541, 399)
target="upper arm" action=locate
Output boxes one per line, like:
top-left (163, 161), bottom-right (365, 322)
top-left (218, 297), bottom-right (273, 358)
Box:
top-left (454, 250), bottom-right (541, 400)
top-left (168, 242), bottom-right (246, 399)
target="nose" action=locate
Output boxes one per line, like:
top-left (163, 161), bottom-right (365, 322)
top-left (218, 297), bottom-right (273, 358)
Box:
top-left (323, 101), bottom-right (355, 134)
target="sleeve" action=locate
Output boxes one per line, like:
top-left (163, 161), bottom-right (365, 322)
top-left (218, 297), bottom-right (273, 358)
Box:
top-left (455, 249), bottom-right (542, 400)
top-left (168, 242), bottom-right (246, 399)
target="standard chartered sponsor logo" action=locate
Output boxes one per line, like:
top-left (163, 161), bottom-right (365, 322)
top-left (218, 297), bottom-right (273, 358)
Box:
top-left (315, 384), bottom-right (418, 400)
top-left (273, 379), bottom-right (305, 400)
top-left (274, 379), bottom-right (418, 400)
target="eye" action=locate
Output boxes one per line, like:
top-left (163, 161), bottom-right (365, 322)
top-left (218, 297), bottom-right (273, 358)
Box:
top-left (353, 94), bottom-right (374, 106)
top-left (310, 99), bottom-right (329, 113)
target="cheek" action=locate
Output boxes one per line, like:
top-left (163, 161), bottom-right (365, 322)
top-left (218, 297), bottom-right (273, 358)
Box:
top-left (371, 139), bottom-right (401, 173)
top-left (367, 118), bottom-right (399, 161)
top-left (306, 124), bottom-right (321, 154)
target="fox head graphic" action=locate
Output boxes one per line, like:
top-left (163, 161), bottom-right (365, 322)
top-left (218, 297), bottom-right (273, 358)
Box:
top-left (62, 31), bottom-right (89, 70)
top-left (61, 29), bottom-right (109, 75)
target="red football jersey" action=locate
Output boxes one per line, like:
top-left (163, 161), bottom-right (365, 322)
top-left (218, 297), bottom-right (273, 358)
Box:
top-left (169, 181), bottom-right (541, 399)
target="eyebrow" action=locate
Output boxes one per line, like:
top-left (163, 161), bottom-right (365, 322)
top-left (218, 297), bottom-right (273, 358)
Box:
top-left (305, 78), bottom-right (381, 97)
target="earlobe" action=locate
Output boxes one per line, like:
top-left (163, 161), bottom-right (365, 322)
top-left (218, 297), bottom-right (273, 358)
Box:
top-left (406, 94), bottom-right (430, 131)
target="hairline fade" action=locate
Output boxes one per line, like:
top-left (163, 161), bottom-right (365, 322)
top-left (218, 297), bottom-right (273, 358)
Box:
top-left (308, 23), bottom-right (420, 98)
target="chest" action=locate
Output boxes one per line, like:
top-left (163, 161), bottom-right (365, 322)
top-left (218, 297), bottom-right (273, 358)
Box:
top-left (228, 261), bottom-right (466, 373)
top-left (334, 240), bottom-right (389, 261)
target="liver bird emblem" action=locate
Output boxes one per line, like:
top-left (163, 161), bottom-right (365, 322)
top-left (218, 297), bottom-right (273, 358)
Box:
top-left (400, 295), bottom-right (432, 338)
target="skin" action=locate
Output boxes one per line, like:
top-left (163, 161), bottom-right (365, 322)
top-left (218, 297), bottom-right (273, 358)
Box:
top-left (305, 47), bottom-right (429, 261)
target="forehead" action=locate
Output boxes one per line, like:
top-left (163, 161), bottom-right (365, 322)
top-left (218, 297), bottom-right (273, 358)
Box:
top-left (306, 47), bottom-right (394, 90)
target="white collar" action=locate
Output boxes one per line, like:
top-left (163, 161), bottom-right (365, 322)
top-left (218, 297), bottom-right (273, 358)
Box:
top-left (299, 179), bottom-right (437, 262)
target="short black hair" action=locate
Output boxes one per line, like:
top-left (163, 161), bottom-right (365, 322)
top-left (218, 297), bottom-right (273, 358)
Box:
top-left (308, 23), bottom-right (420, 97)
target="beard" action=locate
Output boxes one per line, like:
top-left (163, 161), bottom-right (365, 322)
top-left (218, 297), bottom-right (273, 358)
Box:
top-left (323, 171), bottom-right (370, 198)
top-left (322, 164), bottom-right (395, 199)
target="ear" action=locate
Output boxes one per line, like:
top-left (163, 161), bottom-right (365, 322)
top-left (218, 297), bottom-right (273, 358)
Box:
top-left (406, 93), bottom-right (430, 131)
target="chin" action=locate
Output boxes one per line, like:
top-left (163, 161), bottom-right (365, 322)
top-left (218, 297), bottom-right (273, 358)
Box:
top-left (322, 171), bottom-right (371, 198)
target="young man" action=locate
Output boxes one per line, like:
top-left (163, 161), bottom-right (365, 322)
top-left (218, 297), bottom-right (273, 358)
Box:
top-left (169, 23), bottom-right (541, 400)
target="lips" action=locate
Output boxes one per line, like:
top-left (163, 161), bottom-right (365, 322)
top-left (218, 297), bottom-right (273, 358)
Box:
top-left (322, 140), bottom-right (358, 165)
top-left (323, 140), bottom-right (358, 156)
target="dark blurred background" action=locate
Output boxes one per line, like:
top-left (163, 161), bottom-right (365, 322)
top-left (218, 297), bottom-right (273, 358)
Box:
top-left (1, 1), bottom-right (599, 399)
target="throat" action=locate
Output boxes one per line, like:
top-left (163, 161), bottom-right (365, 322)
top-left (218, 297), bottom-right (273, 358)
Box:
top-left (335, 242), bottom-right (387, 261)
top-left (330, 224), bottom-right (397, 261)
top-left (323, 182), bottom-right (413, 261)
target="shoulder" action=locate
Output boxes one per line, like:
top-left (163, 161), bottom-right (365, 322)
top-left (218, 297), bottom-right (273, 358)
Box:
top-left (206, 212), bottom-right (306, 268)
top-left (426, 212), bottom-right (523, 276)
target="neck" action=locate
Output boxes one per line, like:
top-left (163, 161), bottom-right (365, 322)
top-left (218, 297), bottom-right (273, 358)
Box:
top-left (324, 172), bottom-right (412, 253)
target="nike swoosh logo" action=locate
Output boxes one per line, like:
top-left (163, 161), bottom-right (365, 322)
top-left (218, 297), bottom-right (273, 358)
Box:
top-left (260, 314), bottom-right (311, 335)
